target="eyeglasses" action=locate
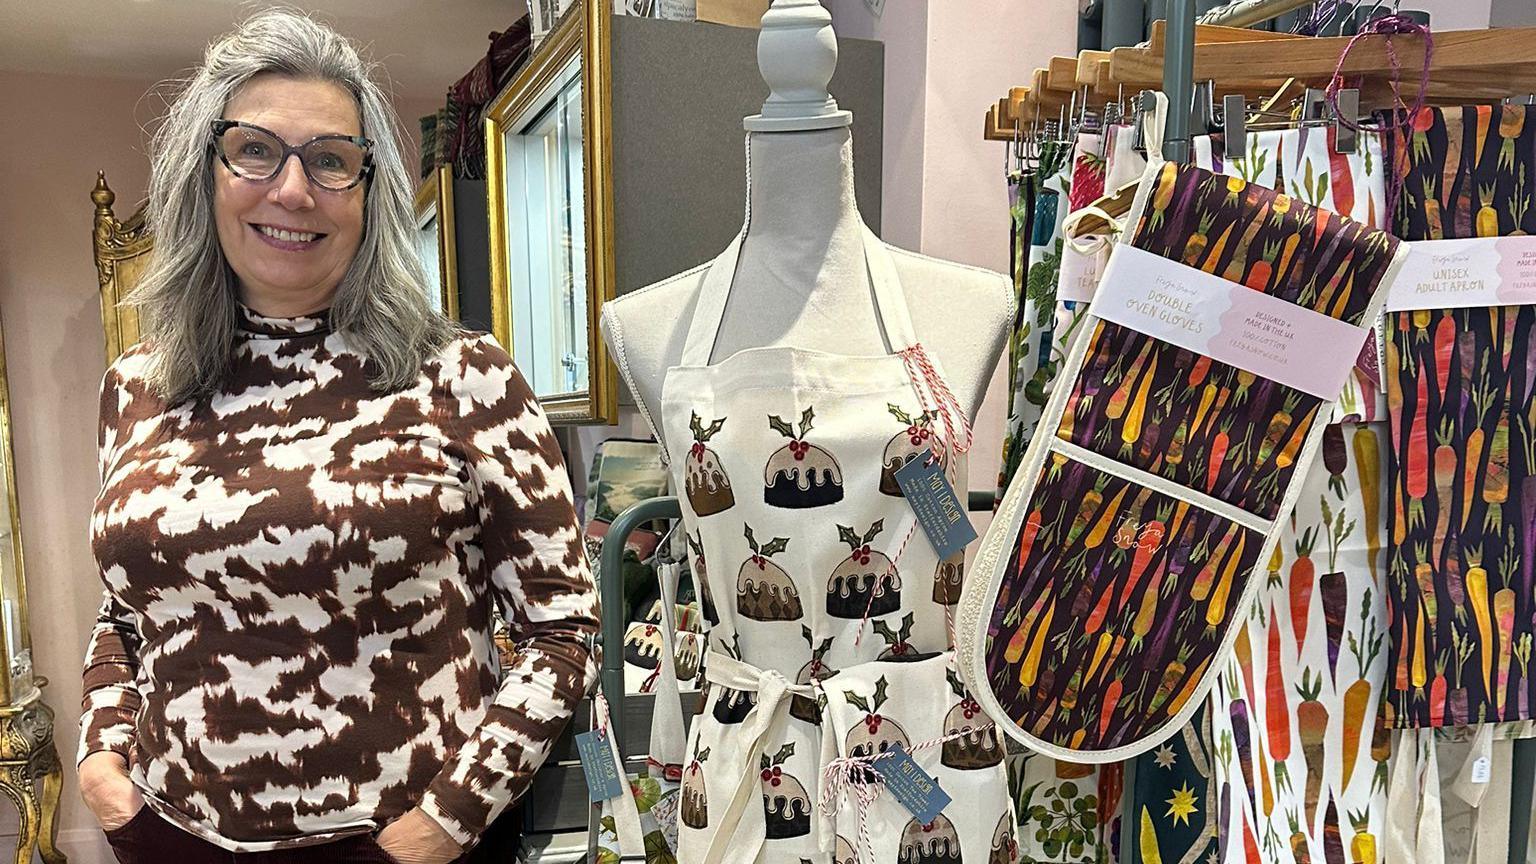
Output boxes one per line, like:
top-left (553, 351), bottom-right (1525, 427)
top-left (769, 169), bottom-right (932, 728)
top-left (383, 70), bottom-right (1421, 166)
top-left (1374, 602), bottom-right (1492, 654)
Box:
top-left (210, 120), bottom-right (374, 191)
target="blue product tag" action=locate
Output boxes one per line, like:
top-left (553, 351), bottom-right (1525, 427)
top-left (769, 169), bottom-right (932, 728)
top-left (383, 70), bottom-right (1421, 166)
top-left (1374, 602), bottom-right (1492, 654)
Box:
top-left (894, 455), bottom-right (977, 560)
top-left (872, 744), bottom-right (951, 824)
top-left (575, 730), bottom-right (627, 803)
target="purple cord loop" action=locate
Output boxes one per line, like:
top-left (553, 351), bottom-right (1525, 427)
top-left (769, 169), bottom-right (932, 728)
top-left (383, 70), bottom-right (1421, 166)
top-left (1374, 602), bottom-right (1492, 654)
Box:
top-left (1322, 13), bottom-right (1435, 224)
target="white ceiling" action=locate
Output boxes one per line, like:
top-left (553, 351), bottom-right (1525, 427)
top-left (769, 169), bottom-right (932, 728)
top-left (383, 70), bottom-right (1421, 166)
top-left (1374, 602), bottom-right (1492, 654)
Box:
top-left (0, 0), bottom-right (529, 100)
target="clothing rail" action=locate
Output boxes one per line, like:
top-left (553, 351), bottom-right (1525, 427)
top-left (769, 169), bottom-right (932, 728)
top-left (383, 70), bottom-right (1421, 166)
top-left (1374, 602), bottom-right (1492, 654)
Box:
top-left (595, 490), bottom-right (998, 742)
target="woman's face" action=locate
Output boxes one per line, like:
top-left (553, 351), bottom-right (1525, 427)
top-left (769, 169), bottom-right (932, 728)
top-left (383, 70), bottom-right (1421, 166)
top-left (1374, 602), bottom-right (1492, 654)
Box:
top-left (213, 73), bottom-right (366, 315)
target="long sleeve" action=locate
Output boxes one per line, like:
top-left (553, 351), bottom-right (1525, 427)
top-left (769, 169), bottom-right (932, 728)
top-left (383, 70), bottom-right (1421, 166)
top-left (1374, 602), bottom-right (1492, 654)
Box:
top-left (418, 335), bottom-right (600, 846)
top-left (78, 363), bottom-right (144, 767)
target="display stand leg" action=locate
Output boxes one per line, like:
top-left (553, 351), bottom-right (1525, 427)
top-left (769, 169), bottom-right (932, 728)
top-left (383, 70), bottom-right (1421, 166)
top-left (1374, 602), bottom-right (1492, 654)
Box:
top-left (1510, 738), bottom-right (1535, 864)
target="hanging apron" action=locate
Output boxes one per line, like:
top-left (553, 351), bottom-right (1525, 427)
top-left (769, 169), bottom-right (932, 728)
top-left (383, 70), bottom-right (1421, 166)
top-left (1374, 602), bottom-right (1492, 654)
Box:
top-left (662, 223), bottom-right (1014, 864)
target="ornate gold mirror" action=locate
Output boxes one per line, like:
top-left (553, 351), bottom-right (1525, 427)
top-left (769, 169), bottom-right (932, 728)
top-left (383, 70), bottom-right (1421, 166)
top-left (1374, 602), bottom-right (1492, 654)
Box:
top-left (413, 163), bottom-right (462, 320)
top-left (0, 311), bottom-right (66, 863)
top-left (485, 0), bottom-right (618, 424)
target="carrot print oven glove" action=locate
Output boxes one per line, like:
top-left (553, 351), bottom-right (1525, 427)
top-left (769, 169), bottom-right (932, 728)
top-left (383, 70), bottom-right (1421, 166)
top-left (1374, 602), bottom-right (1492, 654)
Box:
top-left (958, 161), bottom-right (1406, 761)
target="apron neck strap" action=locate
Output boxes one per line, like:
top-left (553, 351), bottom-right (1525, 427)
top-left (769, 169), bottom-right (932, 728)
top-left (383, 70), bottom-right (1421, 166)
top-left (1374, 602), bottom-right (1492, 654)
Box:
top-left (679, 224), bottom-right (918, 367)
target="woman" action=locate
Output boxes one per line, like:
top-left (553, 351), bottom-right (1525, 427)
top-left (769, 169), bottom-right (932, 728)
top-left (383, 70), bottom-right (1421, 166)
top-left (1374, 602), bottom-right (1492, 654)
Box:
top-left (77, 10), bottom-right (598, 864)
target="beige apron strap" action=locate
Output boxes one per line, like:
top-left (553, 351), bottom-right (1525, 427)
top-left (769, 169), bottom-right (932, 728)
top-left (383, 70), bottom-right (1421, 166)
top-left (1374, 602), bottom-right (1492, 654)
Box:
top-left (648, 561), bottom-right (688, 774)
top-left (1387, 728), bottom-right (1446, 864)
top-left (593, 692), bottom-right (648, 859)
top-left (701, 657), bottom-right (797, 864)
top-left (1451, 724), bottom-right (1512, 864)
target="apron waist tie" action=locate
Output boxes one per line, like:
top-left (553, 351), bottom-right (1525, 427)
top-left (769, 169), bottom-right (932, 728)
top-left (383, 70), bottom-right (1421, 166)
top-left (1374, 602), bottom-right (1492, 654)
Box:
top-left (702, 653), bottom-right (819, 864)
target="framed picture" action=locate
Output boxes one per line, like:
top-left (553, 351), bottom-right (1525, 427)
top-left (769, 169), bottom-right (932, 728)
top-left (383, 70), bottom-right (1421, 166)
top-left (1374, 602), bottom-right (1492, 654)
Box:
top-left (412, 163), bottom-right (461, 320)
top-left (485, 0), bottom-right (618, 425)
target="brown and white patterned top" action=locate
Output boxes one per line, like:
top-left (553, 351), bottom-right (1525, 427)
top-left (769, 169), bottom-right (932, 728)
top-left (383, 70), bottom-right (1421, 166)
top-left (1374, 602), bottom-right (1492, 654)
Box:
top-left (79, 305), bottom-right (599, 851)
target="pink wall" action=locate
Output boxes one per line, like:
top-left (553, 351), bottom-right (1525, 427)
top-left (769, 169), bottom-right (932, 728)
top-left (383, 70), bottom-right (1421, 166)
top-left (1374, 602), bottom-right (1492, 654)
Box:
top-left (0, 68), bottom-right (437, 861)
top-left (824, 0), bottom-right (931, 252)
top-left (826, 2), bottom-right (1075, 505)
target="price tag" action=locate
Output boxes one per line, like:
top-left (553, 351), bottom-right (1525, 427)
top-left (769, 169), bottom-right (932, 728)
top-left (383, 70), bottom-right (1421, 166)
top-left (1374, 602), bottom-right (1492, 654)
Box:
top-left (1470, 756), bottom-right (1491, 785)
top-left (871, 744), bottom-right (951, 824)
top-left (895, 455), bottom-right (977, 560)
top-left (576, 730), bottom-right (627, 803)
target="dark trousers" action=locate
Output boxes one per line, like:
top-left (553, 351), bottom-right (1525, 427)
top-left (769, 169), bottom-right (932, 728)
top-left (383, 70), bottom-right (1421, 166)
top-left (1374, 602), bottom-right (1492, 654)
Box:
top-left (105, 807), bottom-right (523, 864)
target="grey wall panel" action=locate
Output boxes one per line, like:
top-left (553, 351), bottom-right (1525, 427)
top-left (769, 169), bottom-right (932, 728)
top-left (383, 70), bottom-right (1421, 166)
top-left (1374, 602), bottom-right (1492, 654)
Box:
top-left (609, 16), bottom-right (884, 296)
top-left (451, 176), bottom-right (494, 334)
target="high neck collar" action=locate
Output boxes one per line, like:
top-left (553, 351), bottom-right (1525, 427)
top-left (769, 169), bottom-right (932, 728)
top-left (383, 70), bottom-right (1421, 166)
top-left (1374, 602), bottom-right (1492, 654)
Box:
top-left (236, 302), bottom-right (331, 338)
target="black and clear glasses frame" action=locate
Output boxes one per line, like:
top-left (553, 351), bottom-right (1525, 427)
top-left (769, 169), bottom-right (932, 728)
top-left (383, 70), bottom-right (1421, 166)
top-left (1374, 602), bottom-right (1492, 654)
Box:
top-left (209, 120), bottom-right (375, 191)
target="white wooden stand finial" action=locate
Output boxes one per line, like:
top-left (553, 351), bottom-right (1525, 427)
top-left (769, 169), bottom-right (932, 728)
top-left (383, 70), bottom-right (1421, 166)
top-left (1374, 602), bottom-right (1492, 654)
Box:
top-left (743, 0), bottom-right (853, 132)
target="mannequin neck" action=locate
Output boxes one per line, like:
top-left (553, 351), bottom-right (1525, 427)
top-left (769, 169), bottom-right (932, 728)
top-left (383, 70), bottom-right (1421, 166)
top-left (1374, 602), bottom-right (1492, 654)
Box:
top-left (745, 128), bottom-right (862, 243)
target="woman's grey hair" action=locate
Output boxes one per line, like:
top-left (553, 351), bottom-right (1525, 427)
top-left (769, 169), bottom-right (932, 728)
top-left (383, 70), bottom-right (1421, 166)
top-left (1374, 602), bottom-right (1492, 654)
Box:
top-left (129, 6), bottom-right (454, 404)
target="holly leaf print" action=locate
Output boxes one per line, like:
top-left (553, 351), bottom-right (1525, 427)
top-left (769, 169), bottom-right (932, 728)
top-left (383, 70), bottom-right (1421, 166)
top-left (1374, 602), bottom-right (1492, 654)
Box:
top-left (743, 523), bottom-right (760, 554)
top-left (838, 525), bottom-right (861, 549)
top-left (768, 414), bottom-right (796, 439)
top-left (888, 403), bottom-right (913, 425)
top-left (873, 676), bottom-right (890, 710)
top-left (758, 536), bottom-right (790, 558)
top-left (696, 746), bottom-right (710, 762)
top-left (862, 519), bottom-right (885, 545)
top-left (801, 624), bottom-right (814, 646)
top-left (946, 667), bottom-right (966, 697)
top-left (798, 406), bottom-right (816, 439)
top-left (774, 743), bottom-right (795, 765)
top-left (844, 690), bottom-right (871, 713)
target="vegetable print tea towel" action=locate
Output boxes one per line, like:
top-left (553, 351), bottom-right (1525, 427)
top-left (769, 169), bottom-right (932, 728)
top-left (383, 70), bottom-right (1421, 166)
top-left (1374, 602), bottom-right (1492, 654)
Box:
top-left (958, 161), bottom-right (1406, 762)
top-left (1384, 104), bottom-right (1536, 729)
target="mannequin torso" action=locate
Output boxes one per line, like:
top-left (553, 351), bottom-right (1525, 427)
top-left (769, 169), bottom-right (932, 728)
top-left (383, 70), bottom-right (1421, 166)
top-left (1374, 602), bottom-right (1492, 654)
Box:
top-left (601, 128), bottom-right (1013, 452)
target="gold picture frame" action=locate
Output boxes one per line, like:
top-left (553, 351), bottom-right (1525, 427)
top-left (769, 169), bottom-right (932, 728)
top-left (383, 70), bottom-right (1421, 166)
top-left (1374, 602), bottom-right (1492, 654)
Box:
top-left (412, 163), bottom-right (462, 321)
top-left (484, 0), bottom-right (618, 425)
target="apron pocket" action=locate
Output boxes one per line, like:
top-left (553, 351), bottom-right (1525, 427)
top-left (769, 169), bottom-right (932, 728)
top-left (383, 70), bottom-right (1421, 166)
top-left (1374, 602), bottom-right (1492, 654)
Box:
top-left (820, 651), bottom-right (1016, 864)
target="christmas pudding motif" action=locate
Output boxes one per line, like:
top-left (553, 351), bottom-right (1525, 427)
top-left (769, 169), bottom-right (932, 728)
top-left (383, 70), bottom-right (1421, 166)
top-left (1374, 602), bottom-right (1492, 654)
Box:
top-left (940, 668), bottom-right (1003, 770)
top-left (933, 552), bottom-right (964, 605)
top-left (675, 633), bottom-right (702, 683)
top-left (827, 521), bottom-right (901, 619)
top-left (988, 812), bottom-right (1018, 864)
top-left (735, 525), bottom-right (803, 621)
top-left (759, 743), bottom-right (812, 839)
top-left (685, 412), bottom-right (735, 517)
top-left (835, 835), bottom-right (858, 864)
top-left (880, 404), bottom-right (945, 496)
top-left (622, 621), bottom-right (665, 671)
top-left (898, 814), bottom-right (963, 864)
top-left (872, 612), bottom-right (936, 663)
top-left (791, 626), bottom-right (834, 724)
top-left (681, 747), bottom-right (709, 829)
top-left (686, 533), bottom-right (719, 627)
top-left (713, 684), bottom-right (756, 725)
top-left (843, 676), bottom-right (910, 781)
top-left (764, 407), bottom-right (844, 509)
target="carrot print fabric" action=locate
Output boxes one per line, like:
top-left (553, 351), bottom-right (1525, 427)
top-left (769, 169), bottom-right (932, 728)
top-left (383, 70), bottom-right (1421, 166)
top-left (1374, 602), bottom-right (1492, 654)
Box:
top-left (1059, 163), bottom-right (1400, 519)
top-left (1384, 104), bottom-right (1536, 728)
top-left (961, 160), bottom-right (1404, 761)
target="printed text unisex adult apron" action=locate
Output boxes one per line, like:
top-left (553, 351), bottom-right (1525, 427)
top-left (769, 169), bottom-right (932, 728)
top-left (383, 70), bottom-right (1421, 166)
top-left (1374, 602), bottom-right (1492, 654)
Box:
top-left (662, 225), bottom-right (1014, 864)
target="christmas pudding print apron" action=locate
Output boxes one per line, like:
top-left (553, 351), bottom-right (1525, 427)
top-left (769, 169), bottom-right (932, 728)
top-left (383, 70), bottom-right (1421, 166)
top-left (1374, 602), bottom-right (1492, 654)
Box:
top-left (957, 160), bottom-right (1407, 763)
top-left (660, 223), bottom-right (1015, 864)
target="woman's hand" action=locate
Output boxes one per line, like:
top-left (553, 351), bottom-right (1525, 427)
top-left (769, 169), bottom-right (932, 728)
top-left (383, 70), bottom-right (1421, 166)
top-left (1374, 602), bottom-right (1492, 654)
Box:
top-left (375, 807), bottom-right (462, 864)
top-left (78, 751), bottom-right (144, 832)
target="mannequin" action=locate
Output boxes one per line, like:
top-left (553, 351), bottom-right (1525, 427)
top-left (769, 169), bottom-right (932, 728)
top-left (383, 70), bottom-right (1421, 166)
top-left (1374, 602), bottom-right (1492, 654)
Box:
top-left (602, 114), bottom-right (1011, 453)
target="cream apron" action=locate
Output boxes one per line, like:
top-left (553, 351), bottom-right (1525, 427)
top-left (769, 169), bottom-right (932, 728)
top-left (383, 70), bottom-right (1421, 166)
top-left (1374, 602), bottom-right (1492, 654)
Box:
top-left (661, 224), bottom-right (1015, 864)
